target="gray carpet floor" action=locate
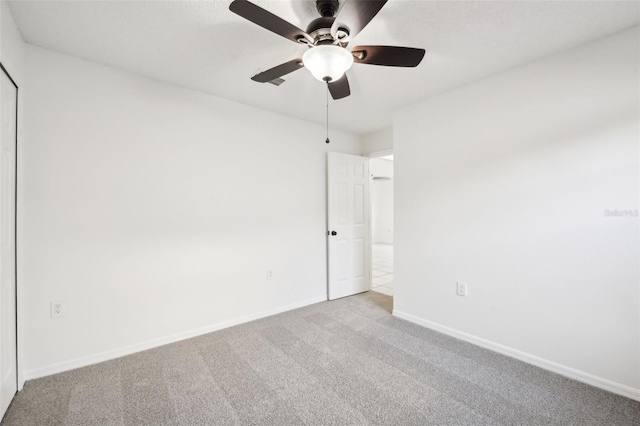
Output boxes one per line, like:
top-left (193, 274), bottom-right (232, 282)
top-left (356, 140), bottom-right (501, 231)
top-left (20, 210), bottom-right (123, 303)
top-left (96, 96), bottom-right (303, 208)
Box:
top-left (2, 292), bottom-right (639, 425)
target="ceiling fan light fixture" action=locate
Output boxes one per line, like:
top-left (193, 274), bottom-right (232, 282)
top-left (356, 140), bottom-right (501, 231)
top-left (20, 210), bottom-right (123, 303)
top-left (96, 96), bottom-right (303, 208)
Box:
top-left (302, 45), bottom-right (354, 82)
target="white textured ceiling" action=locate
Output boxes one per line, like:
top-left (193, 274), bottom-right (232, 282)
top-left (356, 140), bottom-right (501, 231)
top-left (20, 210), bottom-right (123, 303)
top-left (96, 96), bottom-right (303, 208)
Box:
top-left (7, 0), bottom-right (639, 134)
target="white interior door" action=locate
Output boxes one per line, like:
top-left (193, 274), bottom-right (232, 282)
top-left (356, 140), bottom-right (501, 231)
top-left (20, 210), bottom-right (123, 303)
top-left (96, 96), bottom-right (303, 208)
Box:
top-left (327, 152), bottom-right (370, 300)
top-left (0, 66), bottom-right (18, 418)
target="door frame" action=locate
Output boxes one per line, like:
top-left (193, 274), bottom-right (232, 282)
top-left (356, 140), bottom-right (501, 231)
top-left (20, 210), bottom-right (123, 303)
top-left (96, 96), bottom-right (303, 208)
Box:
top-left (325, 150), bottom-right (394, 299)
top-left (0, 61), bottom-right (19, 396)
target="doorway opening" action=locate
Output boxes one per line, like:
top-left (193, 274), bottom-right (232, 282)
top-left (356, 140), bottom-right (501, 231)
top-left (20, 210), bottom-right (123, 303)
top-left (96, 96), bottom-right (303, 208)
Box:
top-left (369, 153), bottom-right (393, 296)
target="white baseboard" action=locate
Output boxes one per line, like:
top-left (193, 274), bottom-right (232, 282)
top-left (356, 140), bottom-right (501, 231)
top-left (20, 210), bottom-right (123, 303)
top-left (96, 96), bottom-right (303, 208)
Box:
top-left (24, 295), bottom-right (327, 381)
top-left (393, 310), bottom-right (640, 402)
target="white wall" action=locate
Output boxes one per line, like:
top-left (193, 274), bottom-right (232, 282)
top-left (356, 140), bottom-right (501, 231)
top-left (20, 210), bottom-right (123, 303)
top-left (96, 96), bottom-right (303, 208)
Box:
top-left (394, 27), bottom-right (639, 400)
top-left (370, 158), bottom-right (393, 244)
top-left (22, 45), bottom-right (362, 378)
top-left (1, 0), bottom-right (23, 80)
top-left (362, 127), bottom-right (392, 155)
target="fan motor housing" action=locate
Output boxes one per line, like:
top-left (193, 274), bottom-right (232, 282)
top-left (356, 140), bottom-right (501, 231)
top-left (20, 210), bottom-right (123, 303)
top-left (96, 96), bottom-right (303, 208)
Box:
top-left (306, 16), bottom-right (334, 42)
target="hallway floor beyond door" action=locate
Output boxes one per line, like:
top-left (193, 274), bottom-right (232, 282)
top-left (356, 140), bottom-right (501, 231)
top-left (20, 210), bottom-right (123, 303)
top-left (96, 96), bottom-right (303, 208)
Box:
top-left (371, 243), bottom-right (393, 296)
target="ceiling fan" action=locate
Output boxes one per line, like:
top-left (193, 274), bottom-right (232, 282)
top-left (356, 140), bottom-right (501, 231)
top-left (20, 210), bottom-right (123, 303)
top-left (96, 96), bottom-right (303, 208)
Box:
top-left (229, 0), bottom-right (426, 100)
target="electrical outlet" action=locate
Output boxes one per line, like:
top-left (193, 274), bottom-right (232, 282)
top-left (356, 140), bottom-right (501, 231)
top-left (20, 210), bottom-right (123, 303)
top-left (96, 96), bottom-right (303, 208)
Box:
top-left (51, 301), bottom-right (64, 318)
top-left (456, 282), bottom-right (467, 297)
top-left (266, 269), bottom-right (273, 280)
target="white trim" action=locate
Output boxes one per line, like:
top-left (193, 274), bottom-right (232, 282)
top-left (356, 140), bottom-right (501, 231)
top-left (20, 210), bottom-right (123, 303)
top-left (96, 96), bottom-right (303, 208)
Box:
top-left (393, 309), bottom-right (640, 402)
top-left (25, 296), bottom-right (327, 381)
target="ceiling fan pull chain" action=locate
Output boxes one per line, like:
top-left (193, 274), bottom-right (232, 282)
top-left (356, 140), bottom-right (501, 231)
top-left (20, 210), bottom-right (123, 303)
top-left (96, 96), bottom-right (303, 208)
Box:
top-left (326, 82), bottom-right (330, 144)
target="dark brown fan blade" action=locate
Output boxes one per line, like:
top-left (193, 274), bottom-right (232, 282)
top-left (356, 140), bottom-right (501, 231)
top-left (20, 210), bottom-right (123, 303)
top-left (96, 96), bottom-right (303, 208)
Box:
top-left (351, 45), bottom-right (425, 67)
top-left (229, 0), bottom-right (313, 45)
top-left (328, 74), bottom-right (350, 100)
top-left (251, 59), bottom-right (304, 83)
top-left (331, 0), bottom-right (387, 40)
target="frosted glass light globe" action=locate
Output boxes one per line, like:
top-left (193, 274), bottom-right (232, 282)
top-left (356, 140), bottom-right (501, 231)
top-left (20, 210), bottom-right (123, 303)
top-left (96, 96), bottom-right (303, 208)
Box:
top-left (302, 45), bottom-right (354, 82)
